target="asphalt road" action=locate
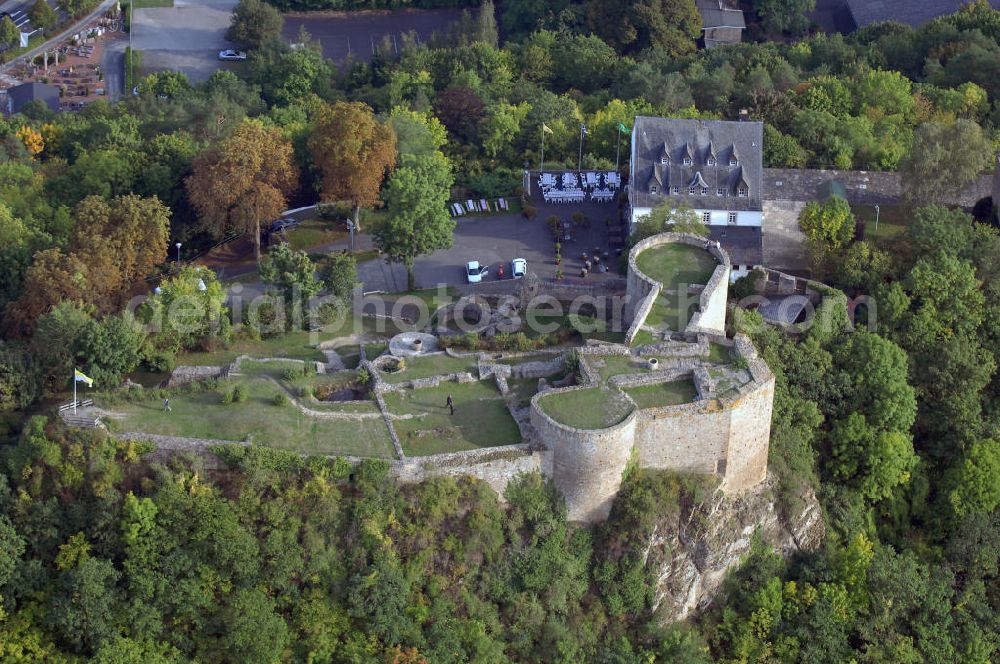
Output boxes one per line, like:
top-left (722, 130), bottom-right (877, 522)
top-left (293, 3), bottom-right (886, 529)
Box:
top-left (100, 34), bottom-right (125, 101)
top-left (282, 8), bottom-right (464, 62)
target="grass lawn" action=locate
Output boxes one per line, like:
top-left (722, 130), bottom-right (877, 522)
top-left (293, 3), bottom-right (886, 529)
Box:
top-left (178, 331), bottom-right (326, 366)
top-left (630, 329), bottom-right (657, 347)
top-left (498, 352), bottom-right (560, 366)
top-left (708, 342), bottom-right (732, 364)
top-left (507, 377), bottom-right (541, 408)
top-left (537, 386), bottom-right (632, 429)
top-left (635, 243), bottom-right (718, 291)
top-left (380, 353), bottom-right (477, 384)
top-left (338, 343), bottom-right (388, 369)
top-left (853, 204), bottom-right (908, 249)
top-left (383, 381), bottom-right (521, 456)
top-left (624, 380), bottom-right (698, 410)
top-left (286, 219), bottom-right (348, 252)
top-left (132, 0), bottom-right (173, 7)
top-left (593, 354), bottom-right (652, 383)
top-left (105, 377), bottom-right (395, 457)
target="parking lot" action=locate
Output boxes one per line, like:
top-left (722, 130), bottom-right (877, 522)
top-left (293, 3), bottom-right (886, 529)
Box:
top-left (131, 0), bottom-right (239, 82)
top-left (410, 203), bottom-right (621, 289)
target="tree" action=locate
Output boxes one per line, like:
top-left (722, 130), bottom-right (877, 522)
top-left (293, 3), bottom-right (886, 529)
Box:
top-left (56, 0), bottom-right (95, 17)
top-left (753, 0), bottom-right (816, 36)
top-left (829, 413), bottom-right (916, 502)
top-left (308, 102), bottom-right (396, 233)
top-left (476, 0), bottom-right (498, 49)
top-left (949, 439), bottom-right (1000, 517)
top-left (899, 120), bottom-right (992, 205)
top-left (0, 16), bottom-right (18, 49)
top-left (48, 557), bottom-right (121, 654)
top-left (76, 311), bottom-right (145, 388)
top-left (218, 588), bottom-right (290, 664)
top-left (186, 121), bottom-right (298, 262)
top-left (798, 195), bottom-right (854, 276)
top-left (143, 266), bottom-right (228, 352)
top-left (31, 300), bottom-right (94, 391)
top-left (500, 0), bottom-right (569, 38)
top-left (320, 251), bottom-right (357, 301)
top-left (586, 0), bottom-right (700, 56)
top-left (643, 201), bottom-right (710, 237)
top-left (433, 87), bottom-right (486, 142)
top-left (387, 108), bottom-right (447, 158)
top-left (375, 153), bottom-right (455, 281)
top-left (27, 0), bottom-right (57, 30)
top-left (0, 514), bottom-right (25, 590)
top-left (227, 0), bottom-right (283, 49)
top-left (831, 331), bottom-right (916, 435)
top-left (259, 242), bottom-right (321, 319)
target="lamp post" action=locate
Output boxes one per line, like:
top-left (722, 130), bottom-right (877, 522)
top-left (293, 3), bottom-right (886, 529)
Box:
top-left (175, 242), bottom-right (182, 265)
top-left (874, 204), bottom-right (880, 236)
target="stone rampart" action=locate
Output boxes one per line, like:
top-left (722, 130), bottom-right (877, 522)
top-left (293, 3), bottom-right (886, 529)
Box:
top-left (530, 386), bottom-right (638, 522)
top-left (625, 233), bottom-right (731, 344)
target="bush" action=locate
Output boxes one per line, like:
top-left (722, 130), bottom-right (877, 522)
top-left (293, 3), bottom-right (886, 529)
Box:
top-left (271, 392), bottom-right (289, 406)
top-left (523, 205), bottom-right (537, 221)
top-left (143, 350), bottom-right (175, 373)
top-left (232, 384), bottom-right (248, 402)
top-left (731, 268), bottom-right (765, 301)
top-left (282, 365), bottom-right (307, 381)
top-left (221, 388), bottom-right (234, 405)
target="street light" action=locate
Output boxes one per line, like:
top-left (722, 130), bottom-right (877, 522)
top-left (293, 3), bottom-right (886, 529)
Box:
top-left (175, 242), bottom-right (182, 265)
top-left (874, 204), bottom-right (880, 236)
top-left (345, 220), bottom-right (356, 252)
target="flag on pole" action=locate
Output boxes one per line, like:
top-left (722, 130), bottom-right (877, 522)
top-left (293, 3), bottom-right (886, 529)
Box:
top-left (581, 124), bottom-right (588, 135)
top-left (541, 123), bottom-right (553, 134)
top-left (74, 369), bottom-right (94, 387)
top-left (618, 122), bottom-right (631, 135)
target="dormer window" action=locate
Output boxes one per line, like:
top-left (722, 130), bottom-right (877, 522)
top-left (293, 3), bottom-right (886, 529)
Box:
top-left (701, 186), bottom-right (708, 196)
top-left (660, 157), bottom-right (669, 165)
top-left (683, 157), bottom-right (693, 166)
top-left (737, 186), bottom-right (748, 197)
top-left (650, 185), bottom-right (659, 194)
top-left (729, 158), bottom-right (738, 167)
top-left (707, 157), bottom-right (716, 166)
top-left (672, 186), bottom-right (679, 195)
top-left (716, 187), bottom-right (725, 196)
top-left (688, 187), bottom-right (696, 195)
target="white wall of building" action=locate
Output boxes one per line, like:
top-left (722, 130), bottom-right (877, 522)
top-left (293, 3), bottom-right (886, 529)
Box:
top-left (630, 206), bottom-right (762, 228)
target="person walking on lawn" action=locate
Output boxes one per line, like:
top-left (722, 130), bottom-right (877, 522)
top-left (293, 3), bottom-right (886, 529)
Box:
top-left (163, 398), bottom-right (171, 412)
top-left (446, 394), bottom-right (454, 415)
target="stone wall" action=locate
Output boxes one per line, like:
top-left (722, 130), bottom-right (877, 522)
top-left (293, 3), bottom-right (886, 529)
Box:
top-left (625, 233), bottom-right (730, 344)
top-left (634, 401), bottom-right (730, 475)
top-left (392, 444), bottom-right (547, 498)
top-left (530, 387), bottom-right (638, 522)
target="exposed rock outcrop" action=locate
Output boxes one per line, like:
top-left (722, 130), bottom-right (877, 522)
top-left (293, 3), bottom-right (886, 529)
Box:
top-left (646, 474), bottom-right (824, 623)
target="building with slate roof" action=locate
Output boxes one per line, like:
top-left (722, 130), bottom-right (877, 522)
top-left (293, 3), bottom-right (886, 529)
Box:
top-left (845, 0), bottom-right (1000, 29)
top-left (3, 82), bottom-right (60, 117)
top-left (628, 116), bottom-right (764, 279)
top-left (695, 0), bottom-right (745, 48)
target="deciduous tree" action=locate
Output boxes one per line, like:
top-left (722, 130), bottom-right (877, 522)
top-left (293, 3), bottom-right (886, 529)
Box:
top-left (798, 195), bottom-right (854, 276)
top-left (227, 0), bottom-right (283, 49)
top-left (27, 0), bottom-right (57, 30)
top-left (900, 120), bottom-right (992, 205)
top-left (586, 0), bottom-right (700, 56)
top-left (186, 121), bottom-right (298, 262)
top-left (307, 102), bottom-right (396, 233)
top-left (375, 153), bottom-right (455, 281)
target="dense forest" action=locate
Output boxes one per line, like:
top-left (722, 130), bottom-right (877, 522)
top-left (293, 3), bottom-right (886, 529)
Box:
top-left (2, 0), bottom-right (1000, 660)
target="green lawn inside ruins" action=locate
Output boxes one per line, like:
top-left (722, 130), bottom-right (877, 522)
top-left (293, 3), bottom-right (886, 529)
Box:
top-left (382, 380), bottom-right (522, 456)
top-left (623, 380), bottom-right (699, 410)
top-left (537, 386), bottom-right (633, 430)
top-left (634, 242), bottom-right (719, 332)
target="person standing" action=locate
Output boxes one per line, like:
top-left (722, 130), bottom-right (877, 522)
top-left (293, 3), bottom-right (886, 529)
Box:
top-left (446, 394), bottom-right (454, 415)
top-left (163, 397), bottom-right (171, 412)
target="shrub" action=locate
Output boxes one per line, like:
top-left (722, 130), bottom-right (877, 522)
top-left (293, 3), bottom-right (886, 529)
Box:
top-left (732, 268), bottom-right (765, 301)
top-left (144, 350), bottom-right (175, 373)
top-left (221, 388), bottom-right (234, 405)
top-left (523, 205), bottom-right (537, 221)
top-left (357, 367), bottom-right (371, 385)
top-left (282, 365), bottom-right (307, 381)
top-left (271, 392), bottom-right (289, 406)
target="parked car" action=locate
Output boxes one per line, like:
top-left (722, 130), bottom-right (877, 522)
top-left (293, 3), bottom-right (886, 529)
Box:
top-left (270, 217), bottom-right (298, 232)
top-left (511, 258), bottom-right (527, 279)
top-left (218, 50), bottom-right (247, 61)
top-left (466, 260), bottom-right (488, 284)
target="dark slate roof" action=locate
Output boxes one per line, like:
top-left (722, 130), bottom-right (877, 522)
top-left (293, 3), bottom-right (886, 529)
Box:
top-left (846, 0), bottom-right (1000, 28)
top-left (5, 82), bottom-right (60, 115)
top-left (709, 226), bottom-right (762, 267)
top-left (631, 116), bottom-right (763, 212)
top-left (695, 0), bottom-right (746, 29)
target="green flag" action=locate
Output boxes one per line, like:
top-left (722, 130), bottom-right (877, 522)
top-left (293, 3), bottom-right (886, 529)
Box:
top-left (618, 122), bottom-right (631, 135)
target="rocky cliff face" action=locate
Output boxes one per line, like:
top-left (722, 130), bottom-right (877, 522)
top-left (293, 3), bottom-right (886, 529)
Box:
top-left (644, 475), bottom-right (825, 623)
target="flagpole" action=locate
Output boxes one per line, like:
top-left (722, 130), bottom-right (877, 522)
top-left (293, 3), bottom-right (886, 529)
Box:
top-left (616, 121), bottom-right (622, 172)
top-left (578, 124), bottom-right (585, 172)
top-left (73, 369), bottom-right (77, 414)
top-left (540, 125), bottom-right (545, 172)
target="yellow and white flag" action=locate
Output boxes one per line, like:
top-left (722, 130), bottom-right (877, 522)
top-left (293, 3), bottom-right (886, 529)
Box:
top-left (74, 369), bottom-right (94, 387)
top-left (541, 123), bottom-right (553, 134)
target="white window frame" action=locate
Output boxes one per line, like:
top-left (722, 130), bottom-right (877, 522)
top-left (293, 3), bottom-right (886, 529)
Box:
top-left (701, 186), bottom-right (709, 196)
top-left (737, 187), bottom-right (748, 197)
top-left (707, 157), bottom-right (716, 166)
top-left (660, 157), bottom-right (669, 165)
top-left (729, 158), bottom-right (738, 167)
top-left (683, 157), bottom-right (693, 166)
top-left (650, 185), bottom-right (659, 194)
top-left (728, 212), bottom-right (737, 224)
top-left (672, 186), bottom-right (679, 195)
top-left (716, 187), bottom-right (725, 197)
top-left (702, 212), bottom-right (711, 224)
top-left (688, 187), bottom-right (696, 195)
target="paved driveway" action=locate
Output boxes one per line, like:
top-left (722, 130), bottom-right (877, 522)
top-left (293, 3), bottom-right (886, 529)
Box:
top-left (411, 209), bottom-right (619, 288)
top-left (131, 0), bottom-right (239, 82)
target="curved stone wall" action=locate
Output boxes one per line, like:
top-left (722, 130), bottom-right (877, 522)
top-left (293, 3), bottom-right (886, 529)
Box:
top-left (530, 387), bottom-right (638, 522)
top-left (625, 233), bottom-right (731, 343)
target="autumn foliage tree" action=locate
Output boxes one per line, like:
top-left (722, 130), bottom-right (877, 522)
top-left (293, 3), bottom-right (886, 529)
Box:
top-left (5, 195), bottom-right (170, 336)
top-left (186, 121), bottom-right (298, 262)
top-left (307, 102), bottom-right (396, 231)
